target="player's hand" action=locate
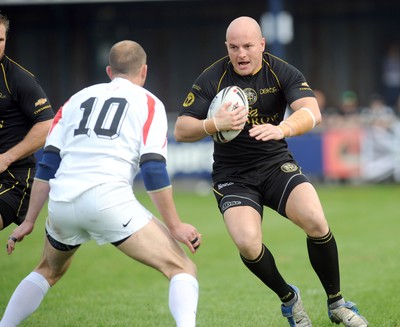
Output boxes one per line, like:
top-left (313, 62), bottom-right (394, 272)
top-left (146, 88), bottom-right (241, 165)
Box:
top-left (249, 123), bottom-right (284, 141)
top-left (169, 223), bottom-right (202, 254)
top-left (0, 153), bottom-right (12, 174)
top-left (214, 103), bottom-right (248, 131)
top-left (6, 221), bottom-right (35, 255)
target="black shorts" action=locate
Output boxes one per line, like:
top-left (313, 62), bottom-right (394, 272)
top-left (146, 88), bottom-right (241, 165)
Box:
top-left (212, 160), bottom-right (309, 218)
top-left (0, 167), bottom-right (35, 228)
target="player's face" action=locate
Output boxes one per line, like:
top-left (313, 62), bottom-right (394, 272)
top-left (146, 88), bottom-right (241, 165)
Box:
top-left (225, 34), bottom-right (265, 76)
top-left (0, 24), bottom-right (6, 60)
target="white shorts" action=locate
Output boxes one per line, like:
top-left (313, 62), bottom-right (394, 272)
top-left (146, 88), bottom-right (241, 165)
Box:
top-left (46, 182), bottom-right (153, 246)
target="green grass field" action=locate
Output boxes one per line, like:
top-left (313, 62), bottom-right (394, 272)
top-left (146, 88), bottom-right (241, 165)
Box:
top-left (1, 183), bottom-right (399, 326)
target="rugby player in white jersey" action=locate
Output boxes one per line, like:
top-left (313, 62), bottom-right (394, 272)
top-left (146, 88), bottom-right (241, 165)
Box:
top-left (1, 40), bottom-right (201, 327)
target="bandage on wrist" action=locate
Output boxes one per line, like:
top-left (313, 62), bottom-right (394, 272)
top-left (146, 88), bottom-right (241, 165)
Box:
top-left (279, 107), bottom-right (316, 137)
top-left (213, 117), bottom-right (220, 132)
top-left (203, 119), bottom-right (212, 135)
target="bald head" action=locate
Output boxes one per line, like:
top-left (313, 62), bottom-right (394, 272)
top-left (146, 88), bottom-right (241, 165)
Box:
top-left (226, 16), bottom-right (263, 42)
top-left (108, 40), bottom-right (147, 77)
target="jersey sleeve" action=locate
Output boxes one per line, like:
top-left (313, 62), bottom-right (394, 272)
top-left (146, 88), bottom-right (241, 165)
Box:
top-left (179, 59), bottom-right (225, 119)
top-left (139, 93), bottom-right (169, 160)
top-left (269, 55), bottom-right (315, 105)
top-left (14, 71), bottom-right (54, 123)
top-left (45, 104), bottom-right (65, 151)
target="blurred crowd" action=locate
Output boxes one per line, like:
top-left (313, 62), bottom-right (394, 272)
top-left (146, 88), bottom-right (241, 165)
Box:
top-left (311, 87), bottom-right (400, 183)
top-left (314, 89), bottom-right (400, 131)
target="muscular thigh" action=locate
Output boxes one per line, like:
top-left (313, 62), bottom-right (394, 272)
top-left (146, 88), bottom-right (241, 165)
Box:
top-left (213, 182), bottom-right (264, 257)
top-left (258, 161), bottom-right (310, 217)
top-left (285, 182), bottom-right (329, 236)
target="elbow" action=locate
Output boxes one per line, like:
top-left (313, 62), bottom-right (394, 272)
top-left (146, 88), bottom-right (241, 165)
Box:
top-left (173, 128), bottom-right (184, 142)
top-left (314, 111), bottom-right (322, 126)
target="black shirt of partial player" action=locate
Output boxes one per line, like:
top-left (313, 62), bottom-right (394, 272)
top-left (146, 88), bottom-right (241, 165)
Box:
top-left (179, 52), bottom-right (315, 176)
top-left (0, 55), bottom-right (54, 168)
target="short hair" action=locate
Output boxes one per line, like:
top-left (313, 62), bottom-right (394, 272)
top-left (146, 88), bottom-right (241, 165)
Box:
top-left (108, 40), bottom-right (146, 76)
top-left (0, 12), bottom-right (10, 36)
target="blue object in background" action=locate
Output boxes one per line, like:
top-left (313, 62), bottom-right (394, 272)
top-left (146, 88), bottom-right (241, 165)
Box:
top-left (286, 132), bottom-right (323, 179)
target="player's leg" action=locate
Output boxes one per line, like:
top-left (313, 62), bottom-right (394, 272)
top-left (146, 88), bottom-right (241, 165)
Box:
top-left (286, 182), bottom-right (368, 326)
top-left (0, 167), bottom-right (33, 231)
top-left (223, 206), bottom-right (300, 295)
top-left (222, 203), bottom-right (311, 326)
top-left (215, 181), bottom-right (308, 324)
top-left (213, 181), bottom-right (297, 303)
top-left (116, 217), bottom-right (198, 327)
top-left (0, 236), bottom-right (79, 327)
top-left (285, 182), bottom-right (341, 301)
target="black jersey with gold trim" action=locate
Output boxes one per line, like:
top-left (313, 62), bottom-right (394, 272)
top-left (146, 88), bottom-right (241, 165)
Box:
top-left (179, 52), bottom-right (315, 172)
top-left (0, 55), bottom-right (54, 168)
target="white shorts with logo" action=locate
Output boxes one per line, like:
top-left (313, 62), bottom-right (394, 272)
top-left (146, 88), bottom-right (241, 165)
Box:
top-left (46, 182), bottom-right (153, 246)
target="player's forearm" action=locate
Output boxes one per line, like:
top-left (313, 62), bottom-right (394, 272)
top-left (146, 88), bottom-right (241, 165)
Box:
top-left (24, 179), bottom-right (50, 224)
top-left (279, 98), bottom-right (321, 137)
top-left (174, 116), bottom-right (214, 142)
top-left (147, 187), bottom-right (183, 230)
top-left (5, 120), bottom-right (52, 163)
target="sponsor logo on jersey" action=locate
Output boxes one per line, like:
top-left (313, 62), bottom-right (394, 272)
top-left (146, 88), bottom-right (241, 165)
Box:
top-left (281, 162), bottom-right (299, 173)
top-left (259, 87), bottom-right (279, 95)
top-left (243, 88), bottom-right (257, 106)
top-left (248, 109), bottom-right (279, 125)
top-left (35, 98), bottom-right (48, 107)
top-left (222, 200), bottom-right (242, 211)
top-left (217, 182), bottom-right (234, 190)
top-left (299, 82), bottom-right (312, 91)
top-left (183, 92), bottom-right (195, 107)
top-left (34, 105), bottom-right (52, 115)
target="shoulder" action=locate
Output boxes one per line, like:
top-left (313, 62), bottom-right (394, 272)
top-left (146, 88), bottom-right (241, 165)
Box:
top-left (196, 56), bottom-right (230, 83)
top-left (2, 56), bottom-right (44, 93)
top-left (263, 52), bottom-right (301, 75)
top-left (201, 56), bottom-right (230, 74)
top-left (2, 56), bottom-right (37, 81)
top-left (263, 52), bottom-right (309, 88)
top-left (194, 56), bottom-right (231, 94)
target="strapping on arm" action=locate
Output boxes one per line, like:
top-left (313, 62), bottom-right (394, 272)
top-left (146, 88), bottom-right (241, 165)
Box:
top-left (35, 146), bottom-right (61, 182)
top-left (140, 153), bottom-right (171, 193)
top-left (278, 107), bottom-right (316, 138)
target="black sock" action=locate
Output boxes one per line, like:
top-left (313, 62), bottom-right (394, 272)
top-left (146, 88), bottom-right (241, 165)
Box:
top-left (307, 230), bottom-right (343, 305)
top-left (241, 244), bottom-right (295, 302)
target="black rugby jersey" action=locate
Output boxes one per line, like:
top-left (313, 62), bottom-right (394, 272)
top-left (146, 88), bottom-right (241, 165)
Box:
top-left (0, 55), bottom-right (54, 168)
top-left (179, 52), bottom-right (315, 172)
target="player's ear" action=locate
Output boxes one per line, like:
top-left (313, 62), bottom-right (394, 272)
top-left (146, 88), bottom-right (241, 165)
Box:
top-left (261, 37), bottom-right (266, 51)
top-left (140, 64), bottom-right (148, 85)
top-left (106, 66), bottom-right (113, 80)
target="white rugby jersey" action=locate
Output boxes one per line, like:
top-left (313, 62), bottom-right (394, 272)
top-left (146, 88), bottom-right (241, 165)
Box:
top-left (46, 77), bottom-right (168, 201)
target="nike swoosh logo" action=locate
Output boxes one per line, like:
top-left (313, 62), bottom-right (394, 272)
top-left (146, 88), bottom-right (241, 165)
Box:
top-left (122, 218), bottom-right (132, 227)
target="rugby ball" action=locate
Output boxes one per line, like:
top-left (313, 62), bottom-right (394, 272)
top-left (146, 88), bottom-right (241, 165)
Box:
top-left (207, 86), bottom-right (248, 143)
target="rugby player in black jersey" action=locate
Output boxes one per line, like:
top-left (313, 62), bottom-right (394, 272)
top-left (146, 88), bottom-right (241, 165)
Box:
top-left (0, 13), bottom-right (54, 233)
top-left (175, 16), bottom-right (368, 327)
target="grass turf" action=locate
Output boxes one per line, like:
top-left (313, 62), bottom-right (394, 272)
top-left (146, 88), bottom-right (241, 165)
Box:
top-left (0, 183), bottom-right (399, 326)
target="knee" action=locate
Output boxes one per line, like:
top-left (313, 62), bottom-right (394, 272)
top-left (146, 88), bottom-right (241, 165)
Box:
top-left (162, 256), bottom-right (197, 280)
top-left (236, 238), bottom-right (262, 260)
top-left (302, 213), bottom-right (329, 237)
top-left (35, 260), bottom-right (70, 286)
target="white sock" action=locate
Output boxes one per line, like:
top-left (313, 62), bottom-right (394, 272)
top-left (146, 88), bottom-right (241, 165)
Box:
top-left (169, 273), bottom-right (199, 327)
top-left (0, 272), bottom-right (50, 327)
